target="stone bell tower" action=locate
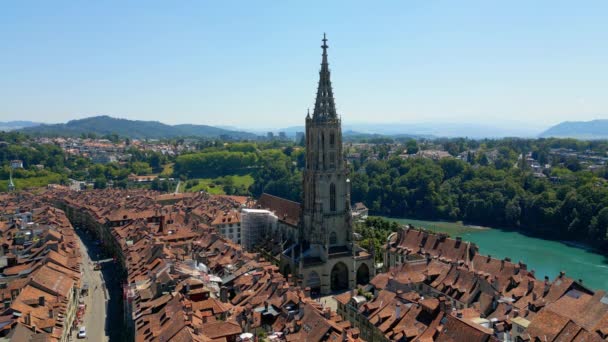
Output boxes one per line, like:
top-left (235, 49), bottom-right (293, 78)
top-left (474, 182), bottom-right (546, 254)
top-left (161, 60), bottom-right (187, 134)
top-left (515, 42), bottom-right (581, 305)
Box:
top-left (280, 34), bottom-right (375, 295)
top-left (301, 33), bottom-right (352, 258)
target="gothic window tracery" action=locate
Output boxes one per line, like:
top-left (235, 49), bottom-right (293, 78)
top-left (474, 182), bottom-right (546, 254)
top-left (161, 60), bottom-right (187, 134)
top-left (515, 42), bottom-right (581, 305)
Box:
top-left (330, 183), bottom-right (336, 212)
top-left (330, 231), bottom-right (337, 245)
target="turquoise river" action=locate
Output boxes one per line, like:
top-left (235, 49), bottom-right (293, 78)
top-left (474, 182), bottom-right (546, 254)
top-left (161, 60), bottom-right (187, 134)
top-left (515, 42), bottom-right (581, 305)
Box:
top-left (381, 217), bottom-right (608, 291)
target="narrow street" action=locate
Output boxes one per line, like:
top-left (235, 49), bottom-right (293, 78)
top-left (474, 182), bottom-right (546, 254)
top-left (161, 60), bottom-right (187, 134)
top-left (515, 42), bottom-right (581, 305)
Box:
top-left (74, 231), bottom-right (109, 341)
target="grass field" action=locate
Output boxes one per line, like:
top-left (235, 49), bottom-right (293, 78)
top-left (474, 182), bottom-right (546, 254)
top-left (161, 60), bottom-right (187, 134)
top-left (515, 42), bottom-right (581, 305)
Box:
top-left (160, 163), bottom-right (174, 177)
top-left (185, 174), bottom-right (254, 195)
top-left (379, 216), bottom-right (488, 236)
top-left (0, 173), bottom-right (65, 192)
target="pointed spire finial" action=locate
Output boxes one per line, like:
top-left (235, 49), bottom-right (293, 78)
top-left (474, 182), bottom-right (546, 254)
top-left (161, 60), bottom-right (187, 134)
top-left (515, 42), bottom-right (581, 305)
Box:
top-left (312, 34), bottom-right (337, 121)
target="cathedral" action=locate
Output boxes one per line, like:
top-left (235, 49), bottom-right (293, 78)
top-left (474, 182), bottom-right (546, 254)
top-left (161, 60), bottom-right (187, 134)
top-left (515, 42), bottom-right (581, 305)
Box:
top-left (279, 35), bottom-right (375, 295)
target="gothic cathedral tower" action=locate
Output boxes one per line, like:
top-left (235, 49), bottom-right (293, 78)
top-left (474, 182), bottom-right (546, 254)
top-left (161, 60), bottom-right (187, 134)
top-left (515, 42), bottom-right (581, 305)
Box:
top-left (280, 34), bottom-right (374, 295)
top-left (301, 34), bottom-right (352, 256)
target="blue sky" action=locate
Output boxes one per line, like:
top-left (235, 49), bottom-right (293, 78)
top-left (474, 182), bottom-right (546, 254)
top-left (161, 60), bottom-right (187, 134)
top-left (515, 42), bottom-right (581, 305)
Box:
top-left (1, 1), bottom-right (607, 129)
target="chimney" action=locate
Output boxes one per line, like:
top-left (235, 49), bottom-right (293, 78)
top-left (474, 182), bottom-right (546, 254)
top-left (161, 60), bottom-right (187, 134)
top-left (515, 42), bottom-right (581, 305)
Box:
top-left (559, 271), bottom-right (565, 278)
top-left (396, 302), bottom-right (401, 319)
top-left (527, 280), bottom-right (534, 293)
top-left (38, 296), bottom-right (45, 307)
top-left (24, 312), bottom-right (31, 326)
top-left (48, 309), bottom-right (53, 318)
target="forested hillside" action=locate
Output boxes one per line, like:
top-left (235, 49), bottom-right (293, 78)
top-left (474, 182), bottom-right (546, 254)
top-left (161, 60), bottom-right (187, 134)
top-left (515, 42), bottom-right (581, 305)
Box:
top-left (349, 139), bottom-right (608, 247)
top-left (19, 115), bottom-right (258, 140)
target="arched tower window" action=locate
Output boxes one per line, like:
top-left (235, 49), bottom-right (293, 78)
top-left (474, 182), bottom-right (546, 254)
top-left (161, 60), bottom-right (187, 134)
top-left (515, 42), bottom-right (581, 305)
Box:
top-left (329, 231), bottom-right (337, 245)
top-left (322, 133), bottom-right (326, 168)
top-left (330, 132), bottom-right (335, 147)
top-left (330, 183), bottom-right (336, 212)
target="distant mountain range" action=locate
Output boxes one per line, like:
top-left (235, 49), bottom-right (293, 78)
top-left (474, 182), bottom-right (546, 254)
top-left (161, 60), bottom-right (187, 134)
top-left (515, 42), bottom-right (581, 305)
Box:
top-left (3, 116), bottom-right (608, 140)
top-left (16, 115), bottom-right (258, 139)
top-left (265, 122), bottom-right (543, 139)
top-left (0, 121), bottom-right (40, 131)
top-left (539, 119), bottom-right (608, 140)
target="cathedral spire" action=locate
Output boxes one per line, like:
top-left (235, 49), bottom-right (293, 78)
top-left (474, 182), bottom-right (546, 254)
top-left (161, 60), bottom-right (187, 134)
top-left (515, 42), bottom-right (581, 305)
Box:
top-left (321, 33), bottom-right (328, 65)
top-left (312, 33), bottom-right (337, 121)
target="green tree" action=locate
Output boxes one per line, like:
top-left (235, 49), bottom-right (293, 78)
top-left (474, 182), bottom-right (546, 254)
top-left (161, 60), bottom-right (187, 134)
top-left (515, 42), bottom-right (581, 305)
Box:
top-left (405, 140), bottom-right (419, 154)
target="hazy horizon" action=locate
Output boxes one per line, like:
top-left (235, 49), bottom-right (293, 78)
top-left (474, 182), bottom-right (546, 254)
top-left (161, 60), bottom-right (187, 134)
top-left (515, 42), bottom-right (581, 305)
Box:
top-left (0, 114), bottom-right (551, 134)
top-left (2, 1), bottom-right (607, 128)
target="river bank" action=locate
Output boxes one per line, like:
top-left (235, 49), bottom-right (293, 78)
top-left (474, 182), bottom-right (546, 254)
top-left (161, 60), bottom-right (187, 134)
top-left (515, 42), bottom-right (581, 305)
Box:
top-left (380, 216), bottom-right (608, 291)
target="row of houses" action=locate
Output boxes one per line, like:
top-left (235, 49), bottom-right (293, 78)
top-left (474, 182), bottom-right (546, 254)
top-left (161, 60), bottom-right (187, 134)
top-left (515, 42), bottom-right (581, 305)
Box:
top-left (330, 227), bottom-right (608, 341)
top-left (0, 193), bottom-right (83, 341)
top-left (45, 188), bottom-right (365, 341)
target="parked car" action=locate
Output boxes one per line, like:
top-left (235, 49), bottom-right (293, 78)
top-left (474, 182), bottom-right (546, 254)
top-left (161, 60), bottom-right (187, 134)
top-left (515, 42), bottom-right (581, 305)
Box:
top-left (78, 326), bottom-right (86, 338)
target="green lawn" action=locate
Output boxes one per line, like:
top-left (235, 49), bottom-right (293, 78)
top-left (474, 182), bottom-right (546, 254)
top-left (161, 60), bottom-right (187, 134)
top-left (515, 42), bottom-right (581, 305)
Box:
top-left (187, 178), bottom-right (225, 194)
top-left (184, 174), bottom-right (254, 195)
top-left (0, 173), bottom-right (66, 192)
top-left (160, 163), bottom-right (174, 178)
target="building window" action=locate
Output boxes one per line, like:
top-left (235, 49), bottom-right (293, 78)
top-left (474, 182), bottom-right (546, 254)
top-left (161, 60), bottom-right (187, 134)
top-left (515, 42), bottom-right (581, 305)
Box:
top-left (330, 231), bottom-right (337, 245)
top-left (330, 183), bottom-right (336, 212)
top-left (330, 132), bottom-right (335, 147)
